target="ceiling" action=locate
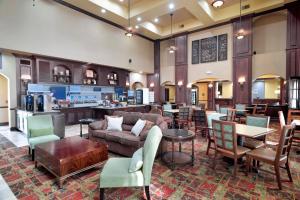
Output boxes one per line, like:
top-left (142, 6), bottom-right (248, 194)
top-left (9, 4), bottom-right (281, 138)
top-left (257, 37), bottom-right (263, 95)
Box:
top-left (61, 0), bottom-right (296, 40)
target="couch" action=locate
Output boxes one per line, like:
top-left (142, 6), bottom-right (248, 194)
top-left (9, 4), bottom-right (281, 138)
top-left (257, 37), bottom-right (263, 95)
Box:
top-left (88, 111), bottom-right (168, 157)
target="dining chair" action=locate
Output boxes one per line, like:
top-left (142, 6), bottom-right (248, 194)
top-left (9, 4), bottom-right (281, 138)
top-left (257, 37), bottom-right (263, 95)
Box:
top-left (243, 115), bottom-right (270, 149)
top-left (211, 120), bottom-right (250, 176)
top-left (286, 109), bottom-right (300, 147)
top-left (215, 104), bottom-right (220, 113)
top-left (27, 115), bottom-right (60, 161)
top-left (252, 104), bottom-right (257, 115)
top-left (256, 104), bottom-right (268, 115)
top-left (206, 113), bottom-right (225, 155)
top-left (162, 104), bottom-right (173, 128)
top-left (235, 104), bottom-right (247, 123)
top-left (99, 126), bottom-right (163, 200)
top-left (193, 110), bottom-right (207, 138)
top-left (198, 103), bottom-right (206, 110)
top-left (219, 107), bottom-right (235, 121)
top-left (176, 106), bottom-right (190, 129)
top-left (278, 111), bottom-right (286, 130)
top-left (246, 125), bottom-right (295, 190)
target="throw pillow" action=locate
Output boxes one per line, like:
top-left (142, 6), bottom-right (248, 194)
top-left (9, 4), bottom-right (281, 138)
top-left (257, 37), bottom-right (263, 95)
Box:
top-left (131, 119), bottom-right (146, 136)
top-left (129, 147), bottom-right (143, 173)
top-left (106, 116), bottom-right (123, 131)
top-left (139, 120), bottom-right (155, 140)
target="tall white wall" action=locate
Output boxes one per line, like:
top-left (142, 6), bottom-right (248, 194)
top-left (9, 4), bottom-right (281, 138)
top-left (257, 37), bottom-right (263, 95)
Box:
top-left (0, 53), bottom-right (17, 127)
top-left (0, 0), bottom-right (154, 73)
top-left (252, 12), bottom-right (287, 79)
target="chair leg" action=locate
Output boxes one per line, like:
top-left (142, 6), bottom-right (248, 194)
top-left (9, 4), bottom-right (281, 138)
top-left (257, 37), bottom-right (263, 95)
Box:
top-left (233, 158), bottom-right (238, 177)
top-left (246, 155), bottom-right (250, 176)
top-left (206, 139), bottom-right (211, 155)
top-left (32, 149), bottom-right (35, 161)
top-left (100, 188), bottom-right (104, 200)
top-left (274, 165), bottom-right (282, 190)
top-left (145, 186), bottom-right (151, 200)
top-left (28, 147), bottom-right (31, 155)
top-left (285, 162), bottom-right (293, 182)
top-left (212, 150), bottom-right (217, 169)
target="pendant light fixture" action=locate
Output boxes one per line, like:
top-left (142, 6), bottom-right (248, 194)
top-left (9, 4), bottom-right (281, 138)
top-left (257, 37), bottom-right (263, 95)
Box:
top-left (212, 0), bottom-right (224, 8)
top-left (236, 0), bottom-right (244, 40)
top-left (125, 0), bottom-right (133, 37)
top-left (168, 13), bottom-right (177, 54)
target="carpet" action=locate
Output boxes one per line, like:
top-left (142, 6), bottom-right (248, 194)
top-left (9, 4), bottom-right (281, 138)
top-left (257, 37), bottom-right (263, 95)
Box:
top-left (1, 124), bottom-right (300, 199)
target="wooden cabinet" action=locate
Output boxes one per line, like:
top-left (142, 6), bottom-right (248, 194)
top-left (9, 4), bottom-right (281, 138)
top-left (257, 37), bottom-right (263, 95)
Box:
top-left (60, 108), bottom-right (95, 125)
top-left (36, 59), bottom-right (52, 83)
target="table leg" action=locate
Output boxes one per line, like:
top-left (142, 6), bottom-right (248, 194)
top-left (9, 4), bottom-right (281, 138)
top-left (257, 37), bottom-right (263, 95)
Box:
top-left (179, 142), bottom-right (182, 152)
top-left (58, 178), bottom-right (64, 189)
top-left (80, 123), bottom-right (82, 137)
top-left (171, 141), bottom-right (174, 170)
top-left (34, 161), bottom-right (37, 168)
top-left (191, 139), bottom-right (195, 166)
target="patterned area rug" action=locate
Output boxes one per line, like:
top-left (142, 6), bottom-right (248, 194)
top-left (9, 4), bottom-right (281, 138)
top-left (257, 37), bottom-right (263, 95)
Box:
top-left (1, 123), bottom-right (300, 199)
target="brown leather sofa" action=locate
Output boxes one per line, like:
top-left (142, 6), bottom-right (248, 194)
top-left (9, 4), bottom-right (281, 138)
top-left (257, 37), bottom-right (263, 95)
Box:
top-left (88, 111), bottom-right (168, 157)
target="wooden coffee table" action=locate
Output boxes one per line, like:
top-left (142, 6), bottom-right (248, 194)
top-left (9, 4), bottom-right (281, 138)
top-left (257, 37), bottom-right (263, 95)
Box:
top-left (35, 136), bottom-right (108, 188)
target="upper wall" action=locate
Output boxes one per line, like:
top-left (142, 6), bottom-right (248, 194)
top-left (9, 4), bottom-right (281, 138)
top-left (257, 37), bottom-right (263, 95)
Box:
top-left (0, 0), bottom-right (154, 73)
top-left (188, 24), bottom-right (233, 83)
top-left (160, 40), bottom-right (175, 85)
top-left (252, 11), bottom-right (287, 79)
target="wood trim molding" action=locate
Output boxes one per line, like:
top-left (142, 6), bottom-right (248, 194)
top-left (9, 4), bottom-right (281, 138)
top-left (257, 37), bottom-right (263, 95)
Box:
top-left (53, 0), bottom-right (154, 42)
top-left (0, 52), bottom-right (2, 70)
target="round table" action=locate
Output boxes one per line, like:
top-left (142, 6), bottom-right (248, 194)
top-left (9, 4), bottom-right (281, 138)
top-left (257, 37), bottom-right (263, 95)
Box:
top-left (161, 129), bottom-right (195, 170)
top-left (79, 118), bottom-right (96, 138)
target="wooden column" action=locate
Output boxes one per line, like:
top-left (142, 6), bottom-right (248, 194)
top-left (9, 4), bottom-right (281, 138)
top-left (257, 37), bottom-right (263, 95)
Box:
top-left (175, 34), bottom-right (188, 104)
top-left (232, 16), bottom-right (253, 105)
top-left (207, 83), bottom-right (215, 110)
top-left (147, 40), bottom-right (161, 103)
top-left (286, 2), bottom-right (300, 78)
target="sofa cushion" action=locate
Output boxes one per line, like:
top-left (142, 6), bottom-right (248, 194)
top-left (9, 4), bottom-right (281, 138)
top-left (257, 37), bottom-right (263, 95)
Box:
top-left (92, 130), bottom-right (109, 139)
top-left (139, 120), bottom-right (155, 141)
top-left (106, 132), bottom-right (123, 143)
top-left (89, 120), bottom-right (106, 130)
top-left (122, 112), bottom-right (143, 125)
top-left (122, 124), bottom-right (133, 131)
top-left (141, 113), bottom-right (164, 125)
top-left (131, 119), bottom-right (146, 136)
top-left (120, 133), bottom-right (141, 146)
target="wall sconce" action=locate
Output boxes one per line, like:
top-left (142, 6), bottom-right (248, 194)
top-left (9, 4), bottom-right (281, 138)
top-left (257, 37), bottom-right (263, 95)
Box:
top-left (208, 82), bottom-right (213, 88)
top-left (126, 81), bottom-right (130, 87)
top-left (21, 74), bottom-right (32, 86)
top-left (186, 83), bottom-right (192, 88)
top-left (177, 80), bottom-right (183, 87)
top-left (238, 76), bottom-right (246, 85)
top-left (150, 82), bottom-right (154, 88)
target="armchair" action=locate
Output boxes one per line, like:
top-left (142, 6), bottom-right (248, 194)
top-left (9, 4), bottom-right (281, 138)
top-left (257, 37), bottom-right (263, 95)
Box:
top-left (99, 126), bottom-right (163, 200)
top-left (27, 115), bottom-right (60, 161)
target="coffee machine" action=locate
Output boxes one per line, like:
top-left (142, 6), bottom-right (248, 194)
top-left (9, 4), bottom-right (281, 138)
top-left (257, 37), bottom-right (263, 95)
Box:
top-left (26, 95), bottom-right (34, 111)
top-left (37, 95), bottom-right (44, 112)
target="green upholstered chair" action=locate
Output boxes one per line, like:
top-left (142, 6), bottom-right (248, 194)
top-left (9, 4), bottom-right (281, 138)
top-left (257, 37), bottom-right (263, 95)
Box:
top-left (211, 120), bottom-right (250, 176)
top-left (99, 126), bottom-right (163, 200)
top-left (27, 115), bottom-right (60, 161)
top-left (243, 115), bottom-right (270, 149)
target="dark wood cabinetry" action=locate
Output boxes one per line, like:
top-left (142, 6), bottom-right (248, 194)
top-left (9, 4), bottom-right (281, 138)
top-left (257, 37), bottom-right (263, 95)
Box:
top-left (59, 107), bottom-right (95, 125)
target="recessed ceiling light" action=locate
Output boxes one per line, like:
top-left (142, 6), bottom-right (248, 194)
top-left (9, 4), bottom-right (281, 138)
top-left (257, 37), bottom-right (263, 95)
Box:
top-left (101, 8), bottom-right (106, 13)
top-left (154, 18), bottom-right (159, 23)
top-left (212, 0), bottom-right (224, 8)
top-left (135, 25), bottom-right (139, 29)
top-left (137, 17), bottom-right (142, 21)
top-left (119, 0), bottom-right (124, 2)
top-left (168, 3), bottom-right (175, 10)
top-left (139, 71), bottom-right (143, 74)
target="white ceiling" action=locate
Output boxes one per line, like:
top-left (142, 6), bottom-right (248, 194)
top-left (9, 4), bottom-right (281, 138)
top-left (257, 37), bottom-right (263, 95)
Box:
top-left (62, 0), bottom-right (296, 40)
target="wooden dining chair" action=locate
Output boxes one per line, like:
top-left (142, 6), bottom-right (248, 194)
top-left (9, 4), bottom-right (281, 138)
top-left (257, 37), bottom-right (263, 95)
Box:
top-left (193, 110), bottom-right (208, 138)
top-left (287, 109), bottom-right (300, 147)
top-left (246, 125), bottom-right (295, 190)
top-left (211, 120), bottom-right (251, 176)
top-left (278, 111), bottom-right (286, 130)
top-left (206, 113), bottom-right (225, 155)
top-left (175, 107), bottom-right (190, 129)
top-left (256, 104), bottom-right (268, 115)
top-left (162, 104), bottom-right (174, 128)
top-left (215, 104), bottom-right (220, 113)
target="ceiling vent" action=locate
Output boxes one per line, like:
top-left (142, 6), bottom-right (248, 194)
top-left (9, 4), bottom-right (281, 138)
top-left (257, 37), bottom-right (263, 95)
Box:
top-left (242, 4), bottom-right (250, 10)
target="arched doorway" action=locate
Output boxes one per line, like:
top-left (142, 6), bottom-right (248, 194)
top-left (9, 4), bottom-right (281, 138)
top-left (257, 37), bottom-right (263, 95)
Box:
top-left (252, 74), bottom-right (285, 105)
top-left (161, 81), bottom-right (175, 103)
top-left (131, 82), bottom-right (144, 90)
top-left (0, 73), bottom-right (9, 126)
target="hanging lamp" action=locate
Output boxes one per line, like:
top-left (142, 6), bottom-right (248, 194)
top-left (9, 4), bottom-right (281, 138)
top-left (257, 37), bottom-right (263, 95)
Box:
top-left (125, 0), bottom-right (133, 37)
top-left (168, 13), bottom-right (177, 54)
top-left (236, 0), bottom-right (244, 40)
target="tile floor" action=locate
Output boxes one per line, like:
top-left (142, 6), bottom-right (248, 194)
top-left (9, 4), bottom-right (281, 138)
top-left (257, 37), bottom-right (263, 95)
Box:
top-left (0, 124), bottom-right (88, 199)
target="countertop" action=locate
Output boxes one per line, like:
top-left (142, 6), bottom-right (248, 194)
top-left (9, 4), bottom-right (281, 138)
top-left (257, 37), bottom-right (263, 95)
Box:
top-left (16, 108), bottom-right (60, 114)
top-left (92, 105), bottom-right (147, 110)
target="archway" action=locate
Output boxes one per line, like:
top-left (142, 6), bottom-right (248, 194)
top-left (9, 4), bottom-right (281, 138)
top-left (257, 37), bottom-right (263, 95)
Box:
top-left (252, 74), bottom-right (285, 105)
top-left (0, 73), bottom-right (9, 126)
top-left (161, 81), bottom-right (176, 103)
top-left (131, 82), bottom-right (144, 90)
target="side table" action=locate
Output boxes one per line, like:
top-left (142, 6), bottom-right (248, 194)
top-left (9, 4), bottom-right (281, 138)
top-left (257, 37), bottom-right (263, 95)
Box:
top-left (79, 118), bottom-right (96, 138)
